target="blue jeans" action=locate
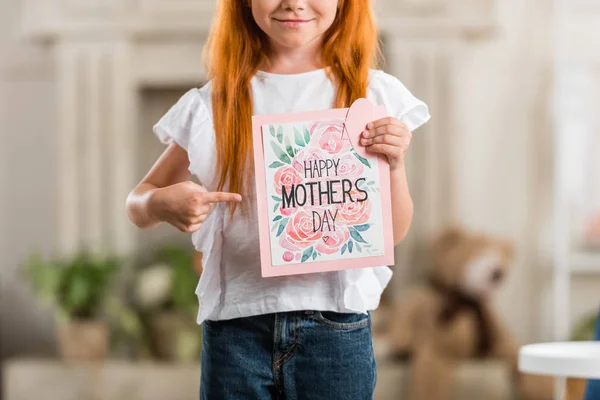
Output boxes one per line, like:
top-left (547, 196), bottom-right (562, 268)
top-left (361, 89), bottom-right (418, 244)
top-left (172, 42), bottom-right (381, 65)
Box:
top-left (200, 310), bottom-right (377, 399)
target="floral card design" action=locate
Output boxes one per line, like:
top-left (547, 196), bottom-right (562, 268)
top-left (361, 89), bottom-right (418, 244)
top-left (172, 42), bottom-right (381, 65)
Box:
top-left (252, 99), bottom-right (395, 277)
top-left (264, 119), bottom-right (385, 266)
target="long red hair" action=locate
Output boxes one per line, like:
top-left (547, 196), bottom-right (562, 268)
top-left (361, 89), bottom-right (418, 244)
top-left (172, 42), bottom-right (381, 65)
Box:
top-left (204, 0), bottom-right (380, 215)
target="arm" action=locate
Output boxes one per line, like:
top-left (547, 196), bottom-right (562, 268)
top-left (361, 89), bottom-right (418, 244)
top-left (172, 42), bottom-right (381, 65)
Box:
top-left (362, 117), bottom-right (414, 245)
top-left (126, 142), bottom-right (193, 229)
top-left (390, 162), bottom-right (414, 245)
top-left (126, 142), bottom-right (242, 232)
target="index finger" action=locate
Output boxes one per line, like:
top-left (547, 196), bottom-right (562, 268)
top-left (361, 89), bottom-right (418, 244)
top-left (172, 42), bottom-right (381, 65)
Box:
top-left (366, 117), bottom-right (401, 130)
top-left (204, 192), bottom-right (243, 204)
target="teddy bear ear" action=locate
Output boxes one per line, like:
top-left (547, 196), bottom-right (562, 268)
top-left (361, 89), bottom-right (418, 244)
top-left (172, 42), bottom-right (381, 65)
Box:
top-left (432, 226), bottom-right (466, 254)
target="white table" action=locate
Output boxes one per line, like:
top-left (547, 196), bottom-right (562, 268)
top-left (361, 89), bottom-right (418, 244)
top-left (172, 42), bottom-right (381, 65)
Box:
top-left (519, 341), bottom-right (600, 379)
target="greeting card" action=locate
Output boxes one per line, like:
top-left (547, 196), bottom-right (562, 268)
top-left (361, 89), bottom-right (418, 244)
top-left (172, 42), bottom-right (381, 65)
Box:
top-left (252, 98), bottom-right (395, 277)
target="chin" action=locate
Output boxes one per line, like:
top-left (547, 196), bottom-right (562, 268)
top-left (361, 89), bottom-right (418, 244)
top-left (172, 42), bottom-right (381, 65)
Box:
top-left (273, 33), bottom-right (320, 49)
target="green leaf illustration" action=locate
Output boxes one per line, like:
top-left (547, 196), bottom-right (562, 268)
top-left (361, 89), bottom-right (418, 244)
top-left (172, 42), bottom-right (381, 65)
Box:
top-left (301, 246), bottom-right (314, 263)
top-left (356, 243), bottom-right (362, 252)
top-left (348, 240), bottom-right (354, 253)
top-left (312, 251), bottom-right (317, 260)
top-left (269, 125), bottom-right (276, 137)
top-left (269, 161), bottom-right (285, 168)
top-left (276, 125), bottom-right (284, 144)
top-left (304, 128), bottom-right (311, 145)
top-left (352, 149), bottom-right (371, 169)
top-left (350, 230), bottom-right (367, 244)
top-left (294, 128), bottom-right (305, 147)
top-left (273, 202), bottom-right (280, 213)
top-left (272, 196), bottom-right (282, 202)
top-left (273, 215), bottom-right (283, 222)
top-left (284, 135), bottom-right (295, 159)
top-left (271, 220), bottom-right (279, 232)
top-left (271, 141), bottom-right (291, 164)
top-left (276, 218), bottom-right (289, 237)
top-left (353, 224), bottom-right (372, 232)
top-left (341, 243), bottom-right (347, 255)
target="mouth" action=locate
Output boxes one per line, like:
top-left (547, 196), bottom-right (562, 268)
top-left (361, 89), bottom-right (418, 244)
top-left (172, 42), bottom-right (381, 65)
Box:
top-left (273, 18), bottom-right (314, 28)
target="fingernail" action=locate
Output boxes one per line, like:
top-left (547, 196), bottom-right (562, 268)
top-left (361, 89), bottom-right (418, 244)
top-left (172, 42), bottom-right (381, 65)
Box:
top-left (367, 123), bottom-right (373, 129)
top-left (362, 131), bottom-right (369, 138)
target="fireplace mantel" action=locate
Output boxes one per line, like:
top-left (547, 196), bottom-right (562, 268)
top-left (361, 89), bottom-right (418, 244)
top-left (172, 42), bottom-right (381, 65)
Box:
top-left (17, 0), bottom-right (498, 290)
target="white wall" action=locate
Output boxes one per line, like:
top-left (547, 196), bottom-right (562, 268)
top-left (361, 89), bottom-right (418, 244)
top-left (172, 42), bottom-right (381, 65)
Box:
top-left (454, 0), bottom-right (554, 343)
top-left (0, 0), bottom-right (59, 360)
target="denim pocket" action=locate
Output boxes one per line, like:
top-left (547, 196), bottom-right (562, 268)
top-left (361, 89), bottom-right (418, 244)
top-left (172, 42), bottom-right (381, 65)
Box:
top-left (313, 311), bottom-right (370, 331)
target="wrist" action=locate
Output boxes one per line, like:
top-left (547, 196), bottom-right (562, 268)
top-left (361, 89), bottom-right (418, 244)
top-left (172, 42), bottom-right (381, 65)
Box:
top-left (146, 187), bottom-right (166, 224)
top-left (390, 159), bottom-right (406, 174)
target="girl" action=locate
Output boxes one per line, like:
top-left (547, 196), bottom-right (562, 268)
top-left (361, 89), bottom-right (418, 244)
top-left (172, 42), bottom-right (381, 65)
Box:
top-left (126, 0), bottom-right (430, 398)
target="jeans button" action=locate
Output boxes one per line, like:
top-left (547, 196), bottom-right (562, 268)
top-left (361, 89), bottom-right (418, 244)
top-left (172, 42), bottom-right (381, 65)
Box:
top-left (305, 310), bottom-right (314, 315)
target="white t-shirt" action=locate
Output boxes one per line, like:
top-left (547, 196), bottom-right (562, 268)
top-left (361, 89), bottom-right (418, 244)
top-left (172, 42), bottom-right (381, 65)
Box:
top-left (153, 68), bottom-right (430, 324)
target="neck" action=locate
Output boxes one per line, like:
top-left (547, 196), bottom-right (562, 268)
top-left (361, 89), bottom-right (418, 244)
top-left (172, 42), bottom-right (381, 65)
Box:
top-left (265, 39), bottom-right (323, 74)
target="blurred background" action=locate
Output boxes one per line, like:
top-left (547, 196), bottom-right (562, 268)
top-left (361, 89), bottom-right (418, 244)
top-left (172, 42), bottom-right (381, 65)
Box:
top-left (1, 0), bottom-right (599, 399)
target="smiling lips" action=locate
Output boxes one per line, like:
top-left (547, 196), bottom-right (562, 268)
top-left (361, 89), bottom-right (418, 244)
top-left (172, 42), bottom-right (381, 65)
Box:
top-left (274, 18), bottom-right (313, 28)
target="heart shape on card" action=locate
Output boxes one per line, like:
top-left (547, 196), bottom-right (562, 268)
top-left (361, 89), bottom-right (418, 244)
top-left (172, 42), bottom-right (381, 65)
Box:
top-left (343, 98), bottom-right (387, 160)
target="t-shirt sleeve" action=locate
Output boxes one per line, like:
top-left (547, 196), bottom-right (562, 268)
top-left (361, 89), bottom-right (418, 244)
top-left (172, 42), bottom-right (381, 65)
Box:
top-left (370, 70), bottom-right (431, 132)
top-left (152, 88), bottom-right (206, 152)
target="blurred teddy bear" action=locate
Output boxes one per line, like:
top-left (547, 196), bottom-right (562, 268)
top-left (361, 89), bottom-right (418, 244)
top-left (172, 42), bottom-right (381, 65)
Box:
top-left (386, 226), bottom-right (553, 400)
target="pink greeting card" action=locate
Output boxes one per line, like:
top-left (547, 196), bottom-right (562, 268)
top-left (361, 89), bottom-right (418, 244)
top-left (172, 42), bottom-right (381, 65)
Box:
top-left (252, 98), bottom-right (395, 277)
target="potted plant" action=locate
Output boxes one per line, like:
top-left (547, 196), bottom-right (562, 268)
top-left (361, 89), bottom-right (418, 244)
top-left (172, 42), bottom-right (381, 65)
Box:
top-left (132, 243), bottom-right (203, 363)
top-left (21, 250), bottom-right (120, 361)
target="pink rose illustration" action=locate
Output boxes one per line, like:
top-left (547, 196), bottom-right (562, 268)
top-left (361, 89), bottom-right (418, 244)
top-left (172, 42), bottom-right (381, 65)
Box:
top-left (309, 119), bottom-right (351, 155)
top-left (336, 191), bottom-right (371, 225)
top-left (279, 209), bottom-right (323, 250)
top-left (274, 166), bottom-right (303, 195)
top-left (315, 226), bottom-right (350, 255)
top-left (336, 153), bottom-right (364, 179)
top-left (280, 203), bottom-right (297, 217)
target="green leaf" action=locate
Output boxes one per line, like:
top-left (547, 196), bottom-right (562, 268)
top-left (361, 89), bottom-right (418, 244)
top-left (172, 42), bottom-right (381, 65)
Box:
top-left (284, 135), bottom-right (295, 159)
top-left (269, 161), bottom-right (285, 169)
top-left (273, 202), bottom-right (280, 213)
top-left (271, 221), bottom-right (279, 232)
top-left (276, 218), bottom-right (289, 237)
top-left (356, 243), bottom-right (362, 252)
top-left (312, 251), bottom-right (317, 260)
top-left (353, 224), bottom-right (371, 232)
top-left (341, 243), bottom-right (347, 255)
top-left (272, 196), bottom-right (282, 202)
top-left (273, 215), bottom-right (283, 222)
top-left (269, 125), bottom-right (276, 137)
top-left (304, 128), bottom-right (311, 145)
top-left (348, 240), bottom-right (354, 253)
top-left (276, 125), bottom-right (284, 144)
top-left (352, 150), bottom-right (371, 168)
top-left (301, 246), bottom-right (314, 263)
top-left (294, 128), bottom-right (305, 147)
top-left (271, 141), bottom-right (291, 164)
top-left (367, 180), bottom-right (375, 186)
top-left (350, 230), bottom-right (367, 244)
